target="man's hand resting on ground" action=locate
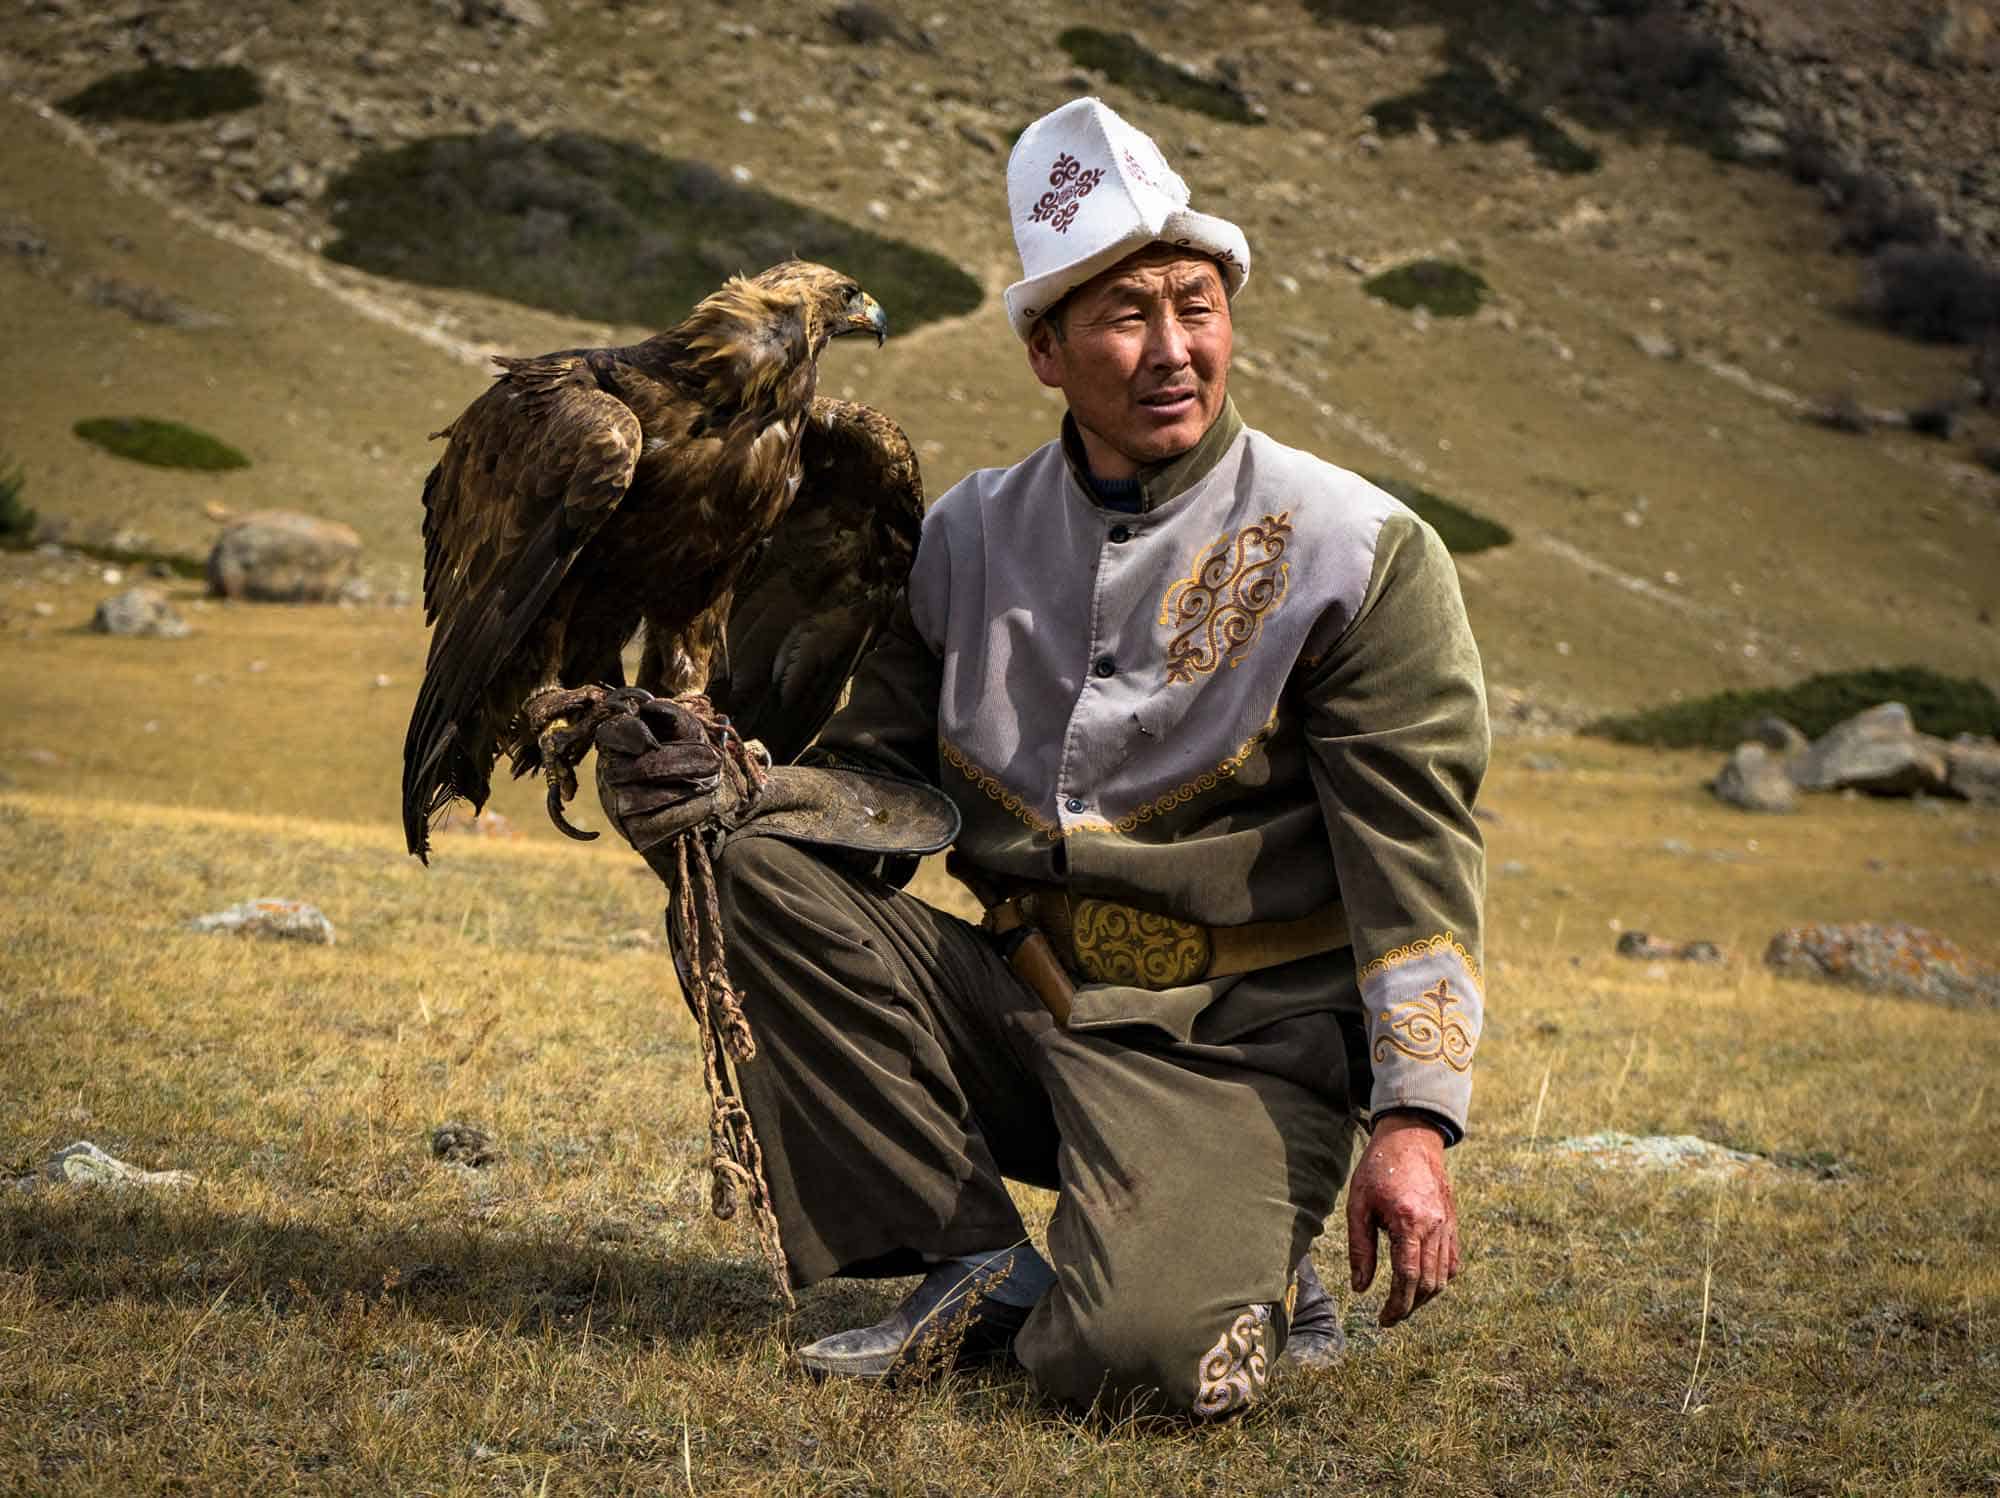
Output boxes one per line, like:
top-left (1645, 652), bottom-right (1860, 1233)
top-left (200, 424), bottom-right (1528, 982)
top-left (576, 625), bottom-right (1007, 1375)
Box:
top-left (1346, 1111), bottom-right (1461, 1327)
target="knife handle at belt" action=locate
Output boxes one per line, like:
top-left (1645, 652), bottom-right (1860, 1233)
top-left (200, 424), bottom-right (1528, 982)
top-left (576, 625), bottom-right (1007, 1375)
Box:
top-left (985, 897), bottom-right (1075, 1026)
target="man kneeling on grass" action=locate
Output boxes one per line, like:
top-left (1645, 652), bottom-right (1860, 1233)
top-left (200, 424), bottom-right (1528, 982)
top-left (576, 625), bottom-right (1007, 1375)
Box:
top-left (594, 97), bottom-right (1488, 1418)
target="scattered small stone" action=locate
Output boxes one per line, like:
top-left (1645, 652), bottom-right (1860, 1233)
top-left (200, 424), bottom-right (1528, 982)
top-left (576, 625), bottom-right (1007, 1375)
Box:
top-left (1764, 921), bottom-right (2000, 1009)
top-left (12, 1140), bottom-right (196, 1192)
top-left (91, 585), bottom-right (191, 639)
top-left (1522, 753), bottom-right (1565, 773)
top-left (1711, 742), bottom-right (1799, 813)
top-left (460, 0), bottom-right (547, 27)
top-left (1551, 1132), bottom-right (1770, 1175)
top-left (1632, 329), bottom-right (1681, 361)
top-left (432, 1122), bottom-right (497, 1167)
top-left (609, 926), bottom-right (659, 949)
top-left (186, 898), bottom-right (337, 945)
top-left (258, 162), bottom-right (320, 206)
top-left (1615, 931), bottom-right (1727, 964)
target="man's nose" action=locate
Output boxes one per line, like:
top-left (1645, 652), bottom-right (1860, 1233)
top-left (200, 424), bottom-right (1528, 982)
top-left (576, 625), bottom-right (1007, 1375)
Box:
top-left (1145, 310), bottom-right (1191, 369)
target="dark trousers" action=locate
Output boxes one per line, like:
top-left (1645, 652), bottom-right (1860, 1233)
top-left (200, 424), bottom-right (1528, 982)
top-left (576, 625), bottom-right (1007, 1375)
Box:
top-left (713, 836), bottom-right (1359, 1415)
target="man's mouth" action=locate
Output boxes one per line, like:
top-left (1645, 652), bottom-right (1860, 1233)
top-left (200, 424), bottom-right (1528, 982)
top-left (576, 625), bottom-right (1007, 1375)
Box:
top-left (1139, 388), bottom-right (1197, 411)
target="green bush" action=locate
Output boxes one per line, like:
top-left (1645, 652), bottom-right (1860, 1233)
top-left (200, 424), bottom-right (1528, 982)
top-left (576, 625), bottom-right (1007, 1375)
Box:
top-left (1363, 259), bottom-right (1490, 318)
top-left (58, 65), bottom-right (261, 124)
top-left (325, 129), bottom-right (983, 333)
top-left (1057, 29), bottom-right (1264, 126)
top-left (1585, 667), bottom-right (2000, 750)
top-left (1365, 475), bottom-right (1512, 555)
top-left (1368, 62), bottom-right (1600, 175)
top-left (74, 418), bottom-right (251, 471)
top-left (0, 458), bottom-right (35, 543)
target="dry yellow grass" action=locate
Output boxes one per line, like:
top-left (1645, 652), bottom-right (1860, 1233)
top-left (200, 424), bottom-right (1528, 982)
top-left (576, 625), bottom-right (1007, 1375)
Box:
top-left (4, 560), bottom-right (1999, 1494)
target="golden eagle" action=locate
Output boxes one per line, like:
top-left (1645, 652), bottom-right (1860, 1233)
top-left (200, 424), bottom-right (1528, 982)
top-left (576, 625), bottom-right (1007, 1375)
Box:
top-left (401, 260), bottom-right (923, 861)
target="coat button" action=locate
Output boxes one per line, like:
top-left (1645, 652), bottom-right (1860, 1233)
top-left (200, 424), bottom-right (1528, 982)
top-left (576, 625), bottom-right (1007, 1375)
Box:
top-left (1108, 524), bottom-right (1132, 544)
top-left (1093, 657), bottom-right (1116, 678)
top-left (1065, 797), bottom-right (1085, 814)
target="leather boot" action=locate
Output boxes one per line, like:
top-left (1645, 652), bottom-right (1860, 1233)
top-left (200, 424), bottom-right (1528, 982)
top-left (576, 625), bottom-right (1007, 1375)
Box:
top-left (797, 1248), bottom-right (1047, 1381)
top-left (1280, 1256), bottom-right (1346, 1369)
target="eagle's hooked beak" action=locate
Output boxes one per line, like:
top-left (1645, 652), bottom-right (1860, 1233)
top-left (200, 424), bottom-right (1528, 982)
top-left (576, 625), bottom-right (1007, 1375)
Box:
top-left (842, 292), bottom-right (888, 347)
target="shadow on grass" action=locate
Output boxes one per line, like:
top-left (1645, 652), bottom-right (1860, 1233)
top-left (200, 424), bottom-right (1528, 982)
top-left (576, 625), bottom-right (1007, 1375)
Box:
top-left (1366, 473), bottom-right (1512, 553)
top-left (1058, 28), bottom-right (1265, 125)
top-left (1310, 0), bottom-right (1747, 167)
top-left (73, 417), bottom-right (251, 471)
top-left (324, 127), bottom-right (984, 333)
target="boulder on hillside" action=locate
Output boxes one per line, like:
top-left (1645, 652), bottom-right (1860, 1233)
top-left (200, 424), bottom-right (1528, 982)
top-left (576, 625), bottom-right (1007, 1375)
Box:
top-left (1946, 736), bottom-right (2000, 803)
top-left (1739, 714), bottom-right (1809, 756)
top-left (11, 1140), bottom-right (196, 1192)
top-left (1712, 742), bottom-right (1799, 812)
top-left (1789, 702), bottom-right (1951, 796)
top-left (206, 510), bottom-right (362, 602)
top-left (1764, 920), bottom-right (2000, 1009)
top-left (186, 897), bottom-right (337, 944)
top-left (90, 585), bottom-right (191, 638)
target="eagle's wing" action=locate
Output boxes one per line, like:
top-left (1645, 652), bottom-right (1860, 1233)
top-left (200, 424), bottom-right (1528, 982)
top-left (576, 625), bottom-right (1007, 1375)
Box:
top-left (707, 397), bottom-right (923, 764)
top-left (402, 355), bottom-right (644, 858)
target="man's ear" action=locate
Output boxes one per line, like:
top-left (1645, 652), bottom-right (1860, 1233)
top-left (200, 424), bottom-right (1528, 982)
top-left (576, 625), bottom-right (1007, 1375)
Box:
top-left (1025, 322), bottom-right (1067, 391)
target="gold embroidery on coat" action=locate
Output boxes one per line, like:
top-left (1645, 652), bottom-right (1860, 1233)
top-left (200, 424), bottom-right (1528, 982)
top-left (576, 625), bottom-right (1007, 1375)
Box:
top-left (1193, 1304), bottom-right (1272, 1420)
top-left (939, 715), bottom-right (1275, 840)
top-left (1357, 931), bottom-right (1482, 988)
top-left (1070, 900), bottom-right (1211, 985)
top-left (1373, 977), bottom-right (1476, 1072)
top-left (1160, 513), bottom-right (1293, 685)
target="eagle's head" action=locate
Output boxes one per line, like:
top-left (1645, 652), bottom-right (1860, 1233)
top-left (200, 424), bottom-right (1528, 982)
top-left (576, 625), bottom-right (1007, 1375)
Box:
top-left (748, 259), bottom-right (888, 351)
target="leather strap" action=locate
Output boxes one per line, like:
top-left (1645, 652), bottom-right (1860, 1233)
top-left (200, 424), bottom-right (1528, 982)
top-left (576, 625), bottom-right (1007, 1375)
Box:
top-left (993, 891), bottom-right (1350, 988)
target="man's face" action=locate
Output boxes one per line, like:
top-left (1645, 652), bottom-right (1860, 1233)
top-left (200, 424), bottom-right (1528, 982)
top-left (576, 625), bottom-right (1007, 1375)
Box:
top-left (1026, 247), bottom-right (1233, 480)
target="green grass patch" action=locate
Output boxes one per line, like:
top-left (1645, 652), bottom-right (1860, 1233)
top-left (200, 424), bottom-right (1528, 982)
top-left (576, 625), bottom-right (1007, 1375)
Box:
top-left (0, 458), bottom-right (34, 544)
top-left (58, 64), bottom-right (262, 124)
top-left (1057, 28), bottom-right (1263, 126)
top-left (325, 128), bottom-right (983, 333)
top-left (1363, 259), bottom-right (1491, 318)
top-left (1584, 666), bottom-right (2000, 749)
top-left (1369, 61), bottom-right (1601, 175)
top-left (73, 417), bottom-right (251, 471)
top-left (1366, 474), bottom-right (1513, 554)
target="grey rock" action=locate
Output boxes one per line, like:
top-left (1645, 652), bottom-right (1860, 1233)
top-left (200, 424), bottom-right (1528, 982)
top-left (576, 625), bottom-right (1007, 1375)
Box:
top-left (1552, 1132), bottom-right (1769, 1175)
top-left (1918, 1), bottom-right (1997, 68)
top-left (1733, 127), bottom-right (1789, 162)
top-left (207, 510), bottom-right (363, 603)
top-left (1713, 742), bottom-right (1799, 812)
top-left (1946, 737), bottom-right (2000, 803)
top-left (13, 1140), bottom-right (196, 1191)
top-left (1740, 714), bottom-right (1810, 755)
top-left (460, 0), bottom-right (547, 26)
top-left (258, 162), bottom-right (320, 206)
top-left (91, 585), bottom-right (190, 639)
top-left (1791, 702), bottom-right (1951, 796)
top-left (186, 898), bottom-right (337, 944)
top-left (1615, 931), bottom-right (1728, 963)
top-left (1764, 920), bottom-right (2000, 1009)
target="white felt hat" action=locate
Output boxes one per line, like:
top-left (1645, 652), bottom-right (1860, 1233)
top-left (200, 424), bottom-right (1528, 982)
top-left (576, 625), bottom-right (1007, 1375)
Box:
top-left (1003, 97), bottom-right (1250, 341)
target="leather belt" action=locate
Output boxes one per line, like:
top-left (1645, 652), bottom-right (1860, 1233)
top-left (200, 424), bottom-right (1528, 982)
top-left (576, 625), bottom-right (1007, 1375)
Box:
top-left (980, 887), bottom-right (1351, 1025)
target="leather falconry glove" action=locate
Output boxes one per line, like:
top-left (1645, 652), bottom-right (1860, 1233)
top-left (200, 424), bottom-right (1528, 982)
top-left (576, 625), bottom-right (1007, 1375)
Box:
top-left (592, 689), bottom-right (761, 876)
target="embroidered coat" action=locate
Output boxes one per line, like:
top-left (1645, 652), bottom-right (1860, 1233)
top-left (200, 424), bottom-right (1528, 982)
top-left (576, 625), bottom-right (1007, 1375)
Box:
top-left (813, 400), bottom-right (1489, 1137)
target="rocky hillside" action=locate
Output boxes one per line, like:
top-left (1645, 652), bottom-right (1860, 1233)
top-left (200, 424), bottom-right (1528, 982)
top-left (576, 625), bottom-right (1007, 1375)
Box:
top-left (2, 0), bottom-right (1995, 718)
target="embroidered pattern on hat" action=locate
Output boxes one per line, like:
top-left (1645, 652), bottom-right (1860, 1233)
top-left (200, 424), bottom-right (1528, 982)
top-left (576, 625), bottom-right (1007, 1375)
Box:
top-left (1031, 152), bottom-right (1106, 234)
top-left (1122, 149), bottom-right (1158, 189)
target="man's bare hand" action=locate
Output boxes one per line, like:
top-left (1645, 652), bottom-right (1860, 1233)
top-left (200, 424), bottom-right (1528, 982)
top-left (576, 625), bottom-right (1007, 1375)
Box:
top-left (1346, 1112), bottom-right (1461, 1327)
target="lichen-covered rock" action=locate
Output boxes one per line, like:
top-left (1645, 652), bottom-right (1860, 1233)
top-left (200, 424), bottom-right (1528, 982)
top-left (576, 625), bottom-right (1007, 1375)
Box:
top-left (206, 510), bottom-right (362, 603)
top-left (1551, 1133), bottom-right (1769, 1175)
top-left (12, 1140), bottom-right (196, 1191)
top-left (1946, 737), bottom-right (2000, 803)
top-left (1790, 702), bottom-right (1951, 796)
top-left (1712, 742), bottom-right (1798, 812)
top-left (186, 897), bottom-right (337, 944)
top-left (1764, 921), bottom-right (2000, 1009)
top-left (90, 585), bottom-right (191, 638)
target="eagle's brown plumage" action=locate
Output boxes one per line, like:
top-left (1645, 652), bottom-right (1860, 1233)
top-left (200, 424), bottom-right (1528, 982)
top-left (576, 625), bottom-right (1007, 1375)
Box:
top-left (402, 260), bottom-right (918, 860)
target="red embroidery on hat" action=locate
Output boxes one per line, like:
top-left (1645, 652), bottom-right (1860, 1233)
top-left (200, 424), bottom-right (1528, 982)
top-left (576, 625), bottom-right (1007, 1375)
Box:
top-left (1171, 236), bottom-right (1241, 272)
top-left (1031, 151), bottom-right (1106, 234)
top-left (1123, 149), bottom-right (1156, 188)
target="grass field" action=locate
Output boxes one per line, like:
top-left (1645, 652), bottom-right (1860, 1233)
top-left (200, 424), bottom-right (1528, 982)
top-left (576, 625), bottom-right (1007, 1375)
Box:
top-left (4, 561), bottom-right (1997, 1494)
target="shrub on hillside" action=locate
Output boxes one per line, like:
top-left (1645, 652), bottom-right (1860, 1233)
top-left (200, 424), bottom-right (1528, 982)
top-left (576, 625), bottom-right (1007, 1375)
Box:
top-left (1364, 475), bottom-right (1513, 555)
top-left (0, 458), bottom-right (34, 544)
top-left (1975, 339), bottom-right (2000, 408)
top-left (1056, 28), bottom-right (1263, 125)
top-left (1831, 173), bottom-right (1942, 255)
top-left (73, 418), bottom-right (251, 471)
top-left (1363, 259), bottom-right (1490, 318)
top-left (58, 64), bottom-right (260, 124)
top-left (1906, 400), bottom-right (1959, 440)
top-left (1585, 667), bottom-right (2000, 750)
top-left (1861, 246), bottom-right (2000, 345)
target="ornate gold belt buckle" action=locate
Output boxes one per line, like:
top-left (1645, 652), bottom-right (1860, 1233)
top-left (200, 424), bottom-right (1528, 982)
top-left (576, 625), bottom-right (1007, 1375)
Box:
top-left (1068, 898), bottom-right (1212, 988)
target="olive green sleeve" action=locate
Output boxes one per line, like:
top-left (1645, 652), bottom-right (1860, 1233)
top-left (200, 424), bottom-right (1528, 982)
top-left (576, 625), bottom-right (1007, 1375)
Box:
top-left (1296, 512), bottom-right (1489, 1140)
top-left (807, 594), bottom-right (945, 788)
